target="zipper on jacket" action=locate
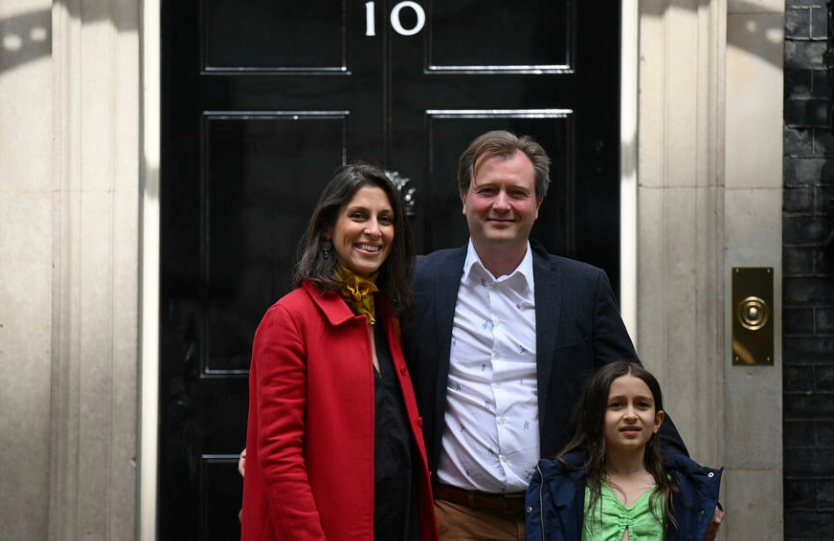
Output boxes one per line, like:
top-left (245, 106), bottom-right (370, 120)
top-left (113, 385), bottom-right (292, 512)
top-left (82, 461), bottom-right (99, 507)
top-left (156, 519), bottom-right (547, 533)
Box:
top-left (536, 463), bottom-right (546, 541)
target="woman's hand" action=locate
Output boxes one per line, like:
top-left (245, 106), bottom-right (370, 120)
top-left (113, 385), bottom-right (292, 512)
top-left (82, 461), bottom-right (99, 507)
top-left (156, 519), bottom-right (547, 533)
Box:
top-left (238, 448), bottom-right (246, 477)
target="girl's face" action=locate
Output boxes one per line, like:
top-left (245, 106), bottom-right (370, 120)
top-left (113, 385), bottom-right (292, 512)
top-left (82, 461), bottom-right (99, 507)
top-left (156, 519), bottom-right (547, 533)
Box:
top-left (327, 186), bottom-right (395, 277)
top-left (603, 374), bottom-right (665, 454)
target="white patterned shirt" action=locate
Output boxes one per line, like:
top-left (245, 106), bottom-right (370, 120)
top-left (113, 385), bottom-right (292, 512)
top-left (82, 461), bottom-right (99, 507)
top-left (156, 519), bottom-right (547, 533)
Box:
top-left (436, 240), bottom-right (539, 493)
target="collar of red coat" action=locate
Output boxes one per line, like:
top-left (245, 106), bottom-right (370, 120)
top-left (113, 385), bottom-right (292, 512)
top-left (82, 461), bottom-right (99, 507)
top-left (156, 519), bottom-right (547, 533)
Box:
top-left (301, 281), bottom-right (391, 328)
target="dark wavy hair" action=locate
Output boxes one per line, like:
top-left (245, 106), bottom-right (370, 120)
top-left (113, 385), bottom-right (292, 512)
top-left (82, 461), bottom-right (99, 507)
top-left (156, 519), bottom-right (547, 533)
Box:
top-left (457, 130), bottom-right (551, 199)
top-left (294, 163), bottom-right (415, 315)
top-left (557, 361), bottom-right (679, 535)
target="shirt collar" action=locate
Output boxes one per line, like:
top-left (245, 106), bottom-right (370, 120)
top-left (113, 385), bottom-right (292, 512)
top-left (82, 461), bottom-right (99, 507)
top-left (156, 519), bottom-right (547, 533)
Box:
top-left (462, 239), bottom-right (535, 293)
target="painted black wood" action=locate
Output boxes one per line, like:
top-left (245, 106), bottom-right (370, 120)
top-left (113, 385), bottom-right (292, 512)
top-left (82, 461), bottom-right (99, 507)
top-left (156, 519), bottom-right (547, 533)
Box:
top-left (160, 1), bottom-right (620, 539)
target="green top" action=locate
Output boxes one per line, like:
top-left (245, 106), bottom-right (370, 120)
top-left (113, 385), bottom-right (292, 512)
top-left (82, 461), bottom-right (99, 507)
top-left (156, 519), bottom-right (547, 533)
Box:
top-left (582, 482), bottom-right (665, 541)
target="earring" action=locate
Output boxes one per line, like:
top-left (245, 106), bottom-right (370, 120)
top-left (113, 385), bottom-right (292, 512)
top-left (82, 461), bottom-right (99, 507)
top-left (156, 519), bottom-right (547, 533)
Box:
top-left (322, 239), bottom-right (332, 259)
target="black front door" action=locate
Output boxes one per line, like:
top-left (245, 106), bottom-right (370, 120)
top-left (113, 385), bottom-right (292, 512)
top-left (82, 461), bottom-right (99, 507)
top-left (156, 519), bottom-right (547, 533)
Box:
top-left (160, 2), bottom-right (620, 539)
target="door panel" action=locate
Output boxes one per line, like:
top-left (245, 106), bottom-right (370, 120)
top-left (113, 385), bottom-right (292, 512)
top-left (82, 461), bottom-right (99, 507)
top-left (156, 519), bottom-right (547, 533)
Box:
top-left (203, 0), bottom-right (347, 71)
top-left (161, 1), bottom-right (620, 539)
top-left (428, 0), bottom-right (571, 70)
top-left (202, 114), bottom-right (348, 372)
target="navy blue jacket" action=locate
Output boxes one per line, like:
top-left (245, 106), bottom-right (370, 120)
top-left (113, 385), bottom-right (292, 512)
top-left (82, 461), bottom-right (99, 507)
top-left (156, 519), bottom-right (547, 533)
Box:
top-left (526, 453), bottom-right (722, 541)
top-left (401, 241), bottom-right (688, 480)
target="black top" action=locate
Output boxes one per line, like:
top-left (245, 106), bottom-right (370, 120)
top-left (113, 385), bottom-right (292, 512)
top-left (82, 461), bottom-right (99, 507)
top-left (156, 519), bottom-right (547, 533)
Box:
top-left (373, 322), bottom-right (420, 541)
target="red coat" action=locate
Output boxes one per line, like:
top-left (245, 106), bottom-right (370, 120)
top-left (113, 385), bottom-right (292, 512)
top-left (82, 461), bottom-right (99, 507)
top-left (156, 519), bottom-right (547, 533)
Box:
top-left (241, 281), bottom-right (438, 541)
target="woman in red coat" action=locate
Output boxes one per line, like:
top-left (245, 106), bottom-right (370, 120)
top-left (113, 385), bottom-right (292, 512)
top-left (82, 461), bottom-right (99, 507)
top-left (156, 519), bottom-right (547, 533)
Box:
top-left (240, 164), bottom-right (438, 541)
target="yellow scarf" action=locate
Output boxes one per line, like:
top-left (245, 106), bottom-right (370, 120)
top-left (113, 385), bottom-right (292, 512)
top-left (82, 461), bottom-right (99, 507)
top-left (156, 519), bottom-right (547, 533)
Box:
top-left (334, 266), bottom-right (379, 325)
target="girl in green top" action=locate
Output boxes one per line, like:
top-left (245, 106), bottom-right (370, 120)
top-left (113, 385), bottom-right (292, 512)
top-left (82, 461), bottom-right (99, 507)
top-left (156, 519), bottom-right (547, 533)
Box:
top-left (526, 361), bottom-right (723, 541)
top-left (577, 361), bottom-right (670, 540)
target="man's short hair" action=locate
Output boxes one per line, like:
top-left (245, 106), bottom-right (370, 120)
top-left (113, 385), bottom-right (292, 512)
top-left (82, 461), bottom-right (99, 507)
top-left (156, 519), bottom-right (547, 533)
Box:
top-left (457, 130), bottom-right (551, 199)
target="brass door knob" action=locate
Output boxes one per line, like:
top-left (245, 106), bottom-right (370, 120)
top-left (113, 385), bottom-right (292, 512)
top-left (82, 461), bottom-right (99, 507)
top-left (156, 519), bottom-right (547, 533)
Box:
top-left (737, 296), bottom-right (769, 331)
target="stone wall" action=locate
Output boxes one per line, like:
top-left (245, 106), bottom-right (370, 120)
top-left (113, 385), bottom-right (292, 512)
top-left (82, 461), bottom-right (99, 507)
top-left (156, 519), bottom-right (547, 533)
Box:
top-left (0, 1), bottom-right (142, 539)
top-left (0, 2), bottom-right (53, 537)
top-left (784, 0), bottom-right (834, 537)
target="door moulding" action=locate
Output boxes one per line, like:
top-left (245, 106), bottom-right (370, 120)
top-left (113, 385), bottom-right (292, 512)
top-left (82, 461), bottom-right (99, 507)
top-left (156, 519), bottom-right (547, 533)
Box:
top-left (620, 0), bottom-right (638, 346)
top-left (140, 0), bottom-right (161, 539)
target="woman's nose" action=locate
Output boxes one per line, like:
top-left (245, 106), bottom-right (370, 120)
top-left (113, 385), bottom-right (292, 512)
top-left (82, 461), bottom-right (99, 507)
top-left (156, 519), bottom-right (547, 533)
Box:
top-left (365, 220), bottom-right (381, 238)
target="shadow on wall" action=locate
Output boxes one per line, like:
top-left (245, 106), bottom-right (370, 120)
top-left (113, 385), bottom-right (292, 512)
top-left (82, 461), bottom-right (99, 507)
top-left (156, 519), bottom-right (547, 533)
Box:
top-left (642, 0), bottom-right (784, 70)
top-left (0, 3), bottom-right (137, 75)
top-left (0, 10), bottom-right (50, 73)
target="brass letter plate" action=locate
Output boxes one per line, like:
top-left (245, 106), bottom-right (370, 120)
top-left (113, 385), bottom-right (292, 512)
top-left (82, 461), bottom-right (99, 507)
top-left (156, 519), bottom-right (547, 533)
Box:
top-left (732, 267), bottom-right (774, 365)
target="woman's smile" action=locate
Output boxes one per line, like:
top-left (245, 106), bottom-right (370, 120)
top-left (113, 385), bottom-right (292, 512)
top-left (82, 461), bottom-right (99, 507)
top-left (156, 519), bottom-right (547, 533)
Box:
top-left (328, 186), bottom-right (395, 276)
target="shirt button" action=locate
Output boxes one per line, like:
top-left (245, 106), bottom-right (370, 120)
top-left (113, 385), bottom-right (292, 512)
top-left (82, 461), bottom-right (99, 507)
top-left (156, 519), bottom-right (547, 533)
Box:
top-left (708, 472), bottom-right (714, 478)
top-left (400, 366), bottom-right (408, 375)
top-left (417, 417), bottom-right (423, 427)
top-left (498, 417), bottom-right (507, 424)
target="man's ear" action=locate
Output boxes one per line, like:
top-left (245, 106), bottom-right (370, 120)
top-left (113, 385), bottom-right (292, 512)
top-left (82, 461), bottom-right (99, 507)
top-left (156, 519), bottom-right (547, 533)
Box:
top-left (460, 191), bottom-right (468, 215)
top-left (653, 410), bottom-right (666, 434)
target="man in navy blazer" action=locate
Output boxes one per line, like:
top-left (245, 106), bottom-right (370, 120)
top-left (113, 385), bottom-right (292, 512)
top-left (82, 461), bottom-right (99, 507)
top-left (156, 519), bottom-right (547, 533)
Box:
top-left (403, 240), bottom-right (689, 471)
top-left (400, 131), bottom-right (704, 540)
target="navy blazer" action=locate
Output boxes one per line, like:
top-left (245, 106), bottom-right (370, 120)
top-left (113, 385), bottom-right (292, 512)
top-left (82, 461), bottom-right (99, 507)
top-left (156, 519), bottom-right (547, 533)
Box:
top-left (401, 241), bottom-right (688, 479)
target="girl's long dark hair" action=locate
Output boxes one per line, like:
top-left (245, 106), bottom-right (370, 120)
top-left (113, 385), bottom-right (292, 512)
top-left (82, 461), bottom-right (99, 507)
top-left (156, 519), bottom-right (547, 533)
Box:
top-left (556, 361), bottom-right (679, 535)
top-left (294, 163), bottom-right (415, 316)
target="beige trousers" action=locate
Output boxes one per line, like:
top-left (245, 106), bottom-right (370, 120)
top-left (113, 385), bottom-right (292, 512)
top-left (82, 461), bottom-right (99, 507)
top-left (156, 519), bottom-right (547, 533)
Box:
top-left (434, 499), bottom-right (526, 541)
